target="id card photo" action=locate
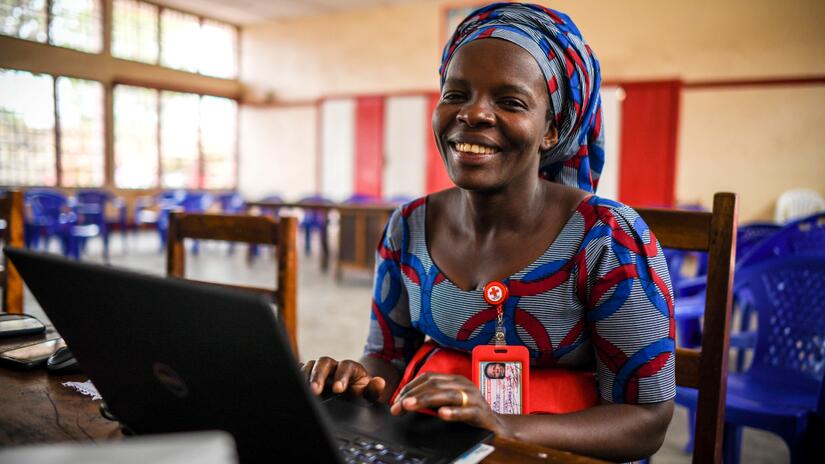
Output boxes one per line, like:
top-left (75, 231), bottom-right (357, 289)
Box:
top-left (478, 361), bottom-right (522, 414)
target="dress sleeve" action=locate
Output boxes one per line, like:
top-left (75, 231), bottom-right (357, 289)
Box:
top-left (363, 208), bottom-right (424, 371)
top-left (583, 203), bottom-right (676, 404)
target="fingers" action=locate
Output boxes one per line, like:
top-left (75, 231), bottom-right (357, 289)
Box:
top-left (391, 373), bottom-right (474, 415)
top-left (364, 376), bottom-right (386, 402)
top-left (308, 357), bottom-right (338, 395)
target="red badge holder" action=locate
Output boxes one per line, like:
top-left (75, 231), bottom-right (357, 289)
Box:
top-left (471, 281), bottom-right (530, 414)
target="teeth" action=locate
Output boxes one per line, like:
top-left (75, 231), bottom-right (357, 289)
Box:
top-left (454, 143), bottom-right (496, 154)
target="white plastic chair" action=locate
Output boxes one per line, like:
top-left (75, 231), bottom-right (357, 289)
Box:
top-left (774, 188), bottom-right (825, 223)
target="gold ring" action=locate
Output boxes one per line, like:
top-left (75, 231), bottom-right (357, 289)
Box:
top-left (459, 390), bottom-right (468, 407)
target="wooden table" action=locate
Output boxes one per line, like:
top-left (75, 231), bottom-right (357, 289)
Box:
top-left (246, 200), bottom-right (396, 277)
top-left (0, 331), bottom-right (607, 464)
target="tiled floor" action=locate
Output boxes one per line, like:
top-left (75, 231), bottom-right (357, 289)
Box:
top-left (13, 231), bottom-right (788, 463)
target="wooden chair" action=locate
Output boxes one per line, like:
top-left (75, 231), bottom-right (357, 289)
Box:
top-left (636, 192), bottom-right (738, 464)
top-left (166, 212), bottom-right (299, 355)
top-left (0, 190), bottom-right (25, 314)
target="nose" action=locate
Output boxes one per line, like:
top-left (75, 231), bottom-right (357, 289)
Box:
top-left (456, 97), bottom-right (495, 127)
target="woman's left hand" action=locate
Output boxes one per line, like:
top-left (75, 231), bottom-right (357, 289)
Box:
top-left (389, 373), bottom-right (512, 438)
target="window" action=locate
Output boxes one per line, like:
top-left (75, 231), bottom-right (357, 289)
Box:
top-left (198, 20), bottom-right (237, 79)
top-left (0, 69), bottom-right (55, 186)
top-left (56, 77), bottom-right (104, 187)
top-left (160, 9), bottom-right (199, 73)
top-left (114, 85), bottom-right (157, 188)
top-left (200, 96), bottom-right (236, 188)
top-left (0, 0), bottom-right (47, 43)
top-left (50, 0), bottom-right (102, 53)
top-left (160, 91), bottom-right (199, 188)
top-left (114, 86), bottom-right (237, 189)
top-left (111, 0), bottom-right (158, 64)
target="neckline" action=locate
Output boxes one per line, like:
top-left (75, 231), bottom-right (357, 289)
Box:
top-left (421, 193), bottom-right (593, 293)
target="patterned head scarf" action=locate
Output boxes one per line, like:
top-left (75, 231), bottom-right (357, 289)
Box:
top-left (440, 2), bottom-right (604, 193)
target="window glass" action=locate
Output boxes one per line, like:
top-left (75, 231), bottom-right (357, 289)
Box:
top-left (114, 85), bottom-right (157, 188)
top-left (56, 77), bottom-right (104, 187)
top-left (111, 0), bottom-right (158, 64)
top-left (0, 0), bottom-right (47, 42)
top-left (50, 0), bottom-right (102, 53)
top-left (160, 9), bottom-right (200, 73)
top-left (160, 91), bottom-right (199, 188)
top-left (0, 69), bottom-right (55, 186)
top-left (199, 20), bottom-right (237, 79)
top-left (200, 96), bottom-right (236, 189)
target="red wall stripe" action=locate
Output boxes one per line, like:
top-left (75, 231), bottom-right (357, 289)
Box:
top-left (425, 93), bottom-right (454, 194)
top-left (618, 81), bottom-right (681, 207)
top-left (354, 96), bottom-right (384, 198)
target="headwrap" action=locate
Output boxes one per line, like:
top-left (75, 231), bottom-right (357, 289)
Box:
top-left (440, 3), bottom-right (604, 193)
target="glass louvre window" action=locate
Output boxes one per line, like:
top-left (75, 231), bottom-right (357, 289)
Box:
top-left (199, 20), bottom-right (237, 79)
top-left (160, 9), bottom-right (199, 73)
top-left (49, 0), bottom-right (102, 53)
top-left (200, 96), bottom-right (236, 189)
top-left (0, 69), bottom-right (55, 186)
top-left (114, 85), bottom-right (157, 188)
top-left (160, 91), bottom-right (199, 188)
top-left (0, 0), bottom-right (47, 42)
top-left (56, 77), bottom-right (103, 187)
top-left (112, 0), bottom-right (158, 64)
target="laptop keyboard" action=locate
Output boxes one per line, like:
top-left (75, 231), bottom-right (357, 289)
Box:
top-left (336, 435), bottom-right (429, 464)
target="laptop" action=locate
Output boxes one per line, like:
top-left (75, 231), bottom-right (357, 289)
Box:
top-left (5, 247), bottom-right (493, 464)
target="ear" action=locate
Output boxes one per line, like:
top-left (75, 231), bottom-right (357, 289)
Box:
top-left (541, 122), bottom-right (559, 151)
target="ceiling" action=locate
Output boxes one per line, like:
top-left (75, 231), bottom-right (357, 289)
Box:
top-left (153, 0), bottom-right (428, 25)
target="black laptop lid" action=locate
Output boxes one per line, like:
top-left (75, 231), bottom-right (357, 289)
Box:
top-left (5, 247), bottom-right (341, 463)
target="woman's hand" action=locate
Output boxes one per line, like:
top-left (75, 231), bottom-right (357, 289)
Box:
top-left (299, 357), bottom-right (386, 402)
top-left (389, 373), bottom-right (512, 438)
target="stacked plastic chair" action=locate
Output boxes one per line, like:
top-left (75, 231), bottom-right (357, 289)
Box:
top-left (69, 189), bottom-right (127, 261)
top-left (24, 189), bottom-right (74, 254)
top-left (676, 255), bottom-right (825, 463)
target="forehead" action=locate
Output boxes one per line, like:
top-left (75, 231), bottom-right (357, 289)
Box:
top-left (444, 38), bottom-right (546, 94)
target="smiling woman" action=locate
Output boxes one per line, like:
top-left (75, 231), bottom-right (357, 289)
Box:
top-left (301, 4), bottom-right (676, 462)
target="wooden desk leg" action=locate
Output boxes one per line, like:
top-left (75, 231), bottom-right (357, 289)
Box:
top-left (320, 221), bottom-right (329, 273)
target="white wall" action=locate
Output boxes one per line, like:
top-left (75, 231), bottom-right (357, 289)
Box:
top-left (238, 105), bottom-right (317, 200)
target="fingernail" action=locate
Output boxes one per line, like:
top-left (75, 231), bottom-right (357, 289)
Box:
top-left (403, 397), bottom-right (417, 407)
top-left (333, 381), bottom-right (343, 392)
top-left (441, 408), bottom-right (452, 418)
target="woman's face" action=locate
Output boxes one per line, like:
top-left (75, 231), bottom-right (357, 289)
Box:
top-left (433, 39), bottom-right (556, 192)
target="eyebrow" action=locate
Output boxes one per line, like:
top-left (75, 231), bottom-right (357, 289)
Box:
top-left (443, 78), bottom-right (536, 100)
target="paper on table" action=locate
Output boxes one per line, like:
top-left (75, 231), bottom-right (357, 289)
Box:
top-left (62, 379), bottom-right (102, 400)
top-left (453, 443), bottom-right (495, 464)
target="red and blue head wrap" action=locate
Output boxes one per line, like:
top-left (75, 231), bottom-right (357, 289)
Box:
top-left (440, 2), bottom-right (604, 193)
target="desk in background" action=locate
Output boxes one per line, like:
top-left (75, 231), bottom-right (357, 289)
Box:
top-left (0, 330), bottom-right (607, 464)
top-left (246, 200), bottom-right (396, 279)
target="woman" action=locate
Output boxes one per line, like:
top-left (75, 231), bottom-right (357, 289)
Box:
top-left (304, 3), bottom-right (675, 461)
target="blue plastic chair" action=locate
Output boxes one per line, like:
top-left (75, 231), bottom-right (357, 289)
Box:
top-left (663, 247), bottom-right (708, 348)
top-left (70, 189), bottom-right (128, 261)
top-left (676, 255), bottom-right (825, 463)
top-left (24, 189), bottom-right (74, 254)
top-left (217, 191), bottom-right (245, 214)
top-left (298, 194), bottom-right (333, 257)
top-left (732, 213), bottom-right (825, 371)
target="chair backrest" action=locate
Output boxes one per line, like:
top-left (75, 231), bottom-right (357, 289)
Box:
top-left (217, 192), bottom-right (245, 213)
top-left (739, 256), bottom-right (825, 413)
top-left (636, 192), bottom-right (738, 464)
top-left (0, 191), bottom-right (25, 313)
top-left (736, 222), bottom-right (781, 259)
top-left (26, 190), bottom-right (68, 223)
top-left (738, 212), bottom-right (825, 268)
top-left (774, 188), bottom-right (825, 223)
top-left (166, 212), bottom-right (299, 355)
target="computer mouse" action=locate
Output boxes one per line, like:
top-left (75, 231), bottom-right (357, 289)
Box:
top-left (47, 346), bottom-right (82, 375)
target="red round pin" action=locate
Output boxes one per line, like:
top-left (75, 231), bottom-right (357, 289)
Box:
top-left (483, 281), bottom-right (508, 305)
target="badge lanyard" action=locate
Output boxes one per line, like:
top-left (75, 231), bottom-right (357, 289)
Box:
top-left (483, 281), bottom-right (509, 345)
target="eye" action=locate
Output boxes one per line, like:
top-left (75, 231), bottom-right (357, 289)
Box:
top-left (499, 98), bottom-right (527, 110)
top-left (441, 91), bottom-right (465, 103)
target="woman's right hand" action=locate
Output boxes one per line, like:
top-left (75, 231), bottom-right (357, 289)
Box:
top-left (299, 357), bottom-right (387, 402)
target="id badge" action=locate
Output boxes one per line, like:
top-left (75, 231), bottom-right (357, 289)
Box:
top-left (471, 281), bottom-right (530, 414)
top-left (472, 344), bottom-right (530, 415)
